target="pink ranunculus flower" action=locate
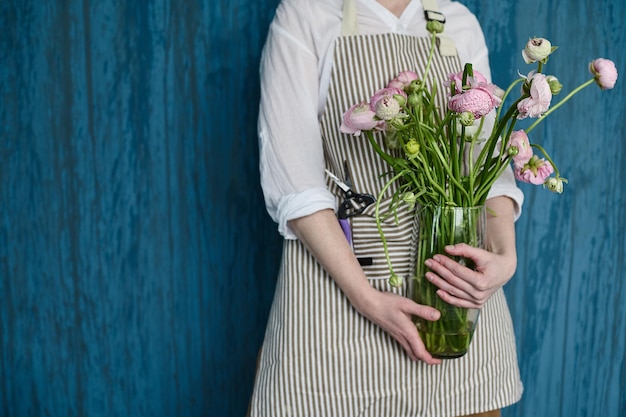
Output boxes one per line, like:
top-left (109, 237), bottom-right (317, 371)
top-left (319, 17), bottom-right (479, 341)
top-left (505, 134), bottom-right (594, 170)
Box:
top-left (340, 101), bottom-right (380, 136)
top-left (517, 72), bottom-right (552, 119)
top-left (370, 87), bottom-right (406, 121)
top-left (447, 82), bottom-right (501, 119)
top-left (514, 155), bottom-right (554, 185)
top-left (388, 71), bottom-right (419, 90)
top-left (508, 130), bottom-right (533, 164)
top-left (589, 58), bottom-right (618, 90)
top-left (447, 69), bottom-right (489, 94)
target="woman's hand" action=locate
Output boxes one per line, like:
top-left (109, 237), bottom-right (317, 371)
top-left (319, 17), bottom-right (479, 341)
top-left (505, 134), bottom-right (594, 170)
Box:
top-left (351, 287), bottom-right (443, 364)
top-left (424, 244), bottom-right (516, 308)
top-left (289, 209), bottom-right (442, 364)
top-left (422, 196), bottom-right (518, 309)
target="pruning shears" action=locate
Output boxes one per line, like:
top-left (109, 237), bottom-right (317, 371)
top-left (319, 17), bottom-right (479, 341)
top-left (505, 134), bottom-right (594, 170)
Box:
top-left (325, 165), bottom-right (375, 249)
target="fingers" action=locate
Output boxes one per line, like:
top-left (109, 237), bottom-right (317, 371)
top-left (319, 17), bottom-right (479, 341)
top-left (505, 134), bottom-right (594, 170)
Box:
top-left (398, 301), bottom-right (443, 354)
top-left (394, 335), bottom-right (418, 361)
top-left (434, 288), bottom-right (483, 309)
top-left (393, 315), bottom-right (442, 364)
top-left (424, 251), bottom-right (493, 307)
top-left (396, 298), bottom-right (442, 364)
top-left (365, 293), bottom-right (443, 364)
top-left (393, 327), bottom-right (441, 364)
top-left (425, 256), bottom-right (479, 295)
top-left (407, 333), bottom-right (442, 365)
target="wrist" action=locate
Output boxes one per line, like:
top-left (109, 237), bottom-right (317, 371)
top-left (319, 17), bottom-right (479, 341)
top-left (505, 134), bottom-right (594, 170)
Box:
top-left (496, 250), bottom-right (518, 281)
top-left (346, 281), bottom-right (378, 314)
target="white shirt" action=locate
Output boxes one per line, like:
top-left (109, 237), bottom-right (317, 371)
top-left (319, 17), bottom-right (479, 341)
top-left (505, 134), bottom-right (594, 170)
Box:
top-left (259, 0), bottom-right (524, 238)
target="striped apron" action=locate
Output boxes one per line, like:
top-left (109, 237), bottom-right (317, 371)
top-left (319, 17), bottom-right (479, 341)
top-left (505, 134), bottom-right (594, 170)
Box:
top-left (250, 3), bottom-right (523, 416)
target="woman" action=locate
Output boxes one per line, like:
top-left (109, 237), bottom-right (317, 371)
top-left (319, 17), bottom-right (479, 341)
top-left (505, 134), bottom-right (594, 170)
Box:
top-left (251, 0), bottom-right (524, 415)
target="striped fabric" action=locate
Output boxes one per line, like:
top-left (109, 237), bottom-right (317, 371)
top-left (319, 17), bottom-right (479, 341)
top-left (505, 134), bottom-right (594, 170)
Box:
top-left (250, 34), bottom-right (522, 417)
top-left (321, 34), bottom-right (460, 281)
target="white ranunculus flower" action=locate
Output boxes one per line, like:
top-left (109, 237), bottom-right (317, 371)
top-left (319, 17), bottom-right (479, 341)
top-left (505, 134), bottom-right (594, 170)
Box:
top-left (522, 37), bottom-right (554, 64)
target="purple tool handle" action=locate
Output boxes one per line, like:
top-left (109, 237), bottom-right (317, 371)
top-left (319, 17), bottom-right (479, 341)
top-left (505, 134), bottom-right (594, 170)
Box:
top-left (339, 218), bottom-right (352, 247)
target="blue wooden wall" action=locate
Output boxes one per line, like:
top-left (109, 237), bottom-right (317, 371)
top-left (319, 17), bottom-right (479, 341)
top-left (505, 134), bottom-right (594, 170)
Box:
top-left (0, 1), bottom-right (623, 416)
top-left (463, 1), bottom-right (626, 416)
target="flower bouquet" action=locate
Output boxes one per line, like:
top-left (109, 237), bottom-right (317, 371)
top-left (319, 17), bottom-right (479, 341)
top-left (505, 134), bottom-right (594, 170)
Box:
top-left (340, 23), bottom-right (617, 358)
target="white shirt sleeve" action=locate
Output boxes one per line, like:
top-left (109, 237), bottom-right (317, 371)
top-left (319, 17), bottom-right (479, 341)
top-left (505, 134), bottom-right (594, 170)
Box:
top-left (258, 2), bottom-right (336, 239)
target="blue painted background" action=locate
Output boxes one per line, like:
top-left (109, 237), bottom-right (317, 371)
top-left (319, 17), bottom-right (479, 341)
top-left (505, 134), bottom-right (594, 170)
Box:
top-left (0, 1), bottom-right (623, 416)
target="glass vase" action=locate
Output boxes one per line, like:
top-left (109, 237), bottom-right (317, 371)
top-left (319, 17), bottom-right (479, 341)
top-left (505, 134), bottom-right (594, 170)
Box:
top-left (411, 205), bottom-right (486, 359)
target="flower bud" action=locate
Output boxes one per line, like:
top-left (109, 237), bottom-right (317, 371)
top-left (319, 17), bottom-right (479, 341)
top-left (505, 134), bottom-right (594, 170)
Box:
top-left (507, 146), bottom-right (519, 157)
top-left (522, 37), bottom-right (555, 64)
top-left (589, 58), bottom-right (618, 90)
top-left (408, 80), bottom-right (423, 94)
top-left (389, 274), bottom-right (403, 288)
top-left (426, 20), bottom-right (445, 34)
top-left (459, 111), bottom-right (474, 126)
top-left (545, 75), bottom-right (562, 95)
top-left (407, 93), bottom-right (420, 107)
top-left (404, 139), bottom-right (420, 159)
top-left (544, 176), bottom-right (567, 193)
top-left (402, 191), bottom-right (417, 209)
top-left (393, 93), bottom-right (407, 107)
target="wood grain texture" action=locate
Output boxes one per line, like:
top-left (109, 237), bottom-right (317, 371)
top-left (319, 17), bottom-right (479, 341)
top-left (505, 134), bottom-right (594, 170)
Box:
top-left (0, 1), bottom-right (281, 416)
top-left (0, 0), bottom-right (623, 416)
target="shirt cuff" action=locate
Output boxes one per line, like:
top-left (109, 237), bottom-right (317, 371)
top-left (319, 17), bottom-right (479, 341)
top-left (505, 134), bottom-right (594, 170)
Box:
top-left (276, 187), bottom-right (337, 239)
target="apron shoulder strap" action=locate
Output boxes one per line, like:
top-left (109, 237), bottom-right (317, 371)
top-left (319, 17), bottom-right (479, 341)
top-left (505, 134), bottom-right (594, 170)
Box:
top-left (420, 0), bottom-right (457, 56)
top-left (342, 0), bottom-right (358, 36)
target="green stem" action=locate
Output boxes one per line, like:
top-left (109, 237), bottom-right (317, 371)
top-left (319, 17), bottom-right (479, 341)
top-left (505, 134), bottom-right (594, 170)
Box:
top-left (414, 153), bottom-right (453, 203)
top-left (450, 123), bottom-right (459, 201)
top-left (474, 154), bottom-right (513, 203)
top-left (525, 78), bottom-right (596, 134)
top-left (472, 102), bottom-right (520, 194)
top-left (475, 96), bottom-right (523, 174)
top-left (495, 78), bottom-right (525, 121)
top-left (531, 143), bottom-right (561, 177)
top-left (422, 32), bottom-right (438, 82)
top-left (364, 130), bottom-right (398, 168)
top-left (420, 144), bottom-right (471, 203)
top-left (374, 172), bottom-right (406, 279)
top-left (413, 206), bottom-right (483, 357)
top-left (467, 133), bottom-right (477, 205)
